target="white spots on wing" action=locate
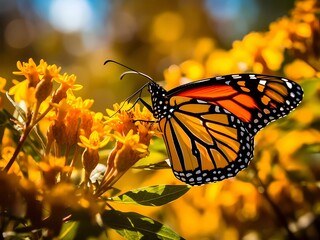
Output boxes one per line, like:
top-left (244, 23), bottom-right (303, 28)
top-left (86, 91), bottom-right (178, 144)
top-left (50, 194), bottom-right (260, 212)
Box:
top-left (285, 81), bottom-right (293, 89)
top-left (232, 74), bottom-right (242, 79)
top-left (259, 80), bottom-right (267, 86)
top-left (290, 92), bottom-right (295, 98)
top-left (197, 99), bottom-right (207, 104)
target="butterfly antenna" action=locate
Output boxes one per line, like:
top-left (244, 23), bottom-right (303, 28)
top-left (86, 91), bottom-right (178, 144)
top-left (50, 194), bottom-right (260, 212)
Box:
top-left (104, 60), bottom-right (156, 84)
top-left (107, 82), bottom-right (149, 118)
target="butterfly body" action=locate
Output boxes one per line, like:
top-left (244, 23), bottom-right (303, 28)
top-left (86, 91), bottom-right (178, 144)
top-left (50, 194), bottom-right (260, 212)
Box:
top-left (147, 74), bottom-right (303, 185)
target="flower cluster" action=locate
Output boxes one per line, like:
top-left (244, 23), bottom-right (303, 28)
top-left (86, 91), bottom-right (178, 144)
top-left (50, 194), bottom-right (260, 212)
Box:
top-left (0, 59), bottom-right (159, 238)
top-left (164, 0), bottom-right (319, 91)
top-left (96, 102), bottom-right (159, 196)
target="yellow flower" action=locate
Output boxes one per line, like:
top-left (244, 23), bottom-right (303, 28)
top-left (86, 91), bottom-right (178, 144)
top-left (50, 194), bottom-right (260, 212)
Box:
top-left (106, 101), bottom-right (159, 147)
top-left (8, 59), bottom-right (64, 109)
top-left (52, 73), bottom-right (82, 104)
top-left (112, 130), bottom-right (148, 172)
top-left (8, 79), bottom-right (36, 107)
top-left (49, 91), bottom-right (97, 149)
top-left (106, 101), bottom-right (138, 135)
top-left (79, 131), bottom-right (109, 175)
top-left (79, 131), bottom-right (110, 150)
top-left (13, 58), bottom-right (41, 88)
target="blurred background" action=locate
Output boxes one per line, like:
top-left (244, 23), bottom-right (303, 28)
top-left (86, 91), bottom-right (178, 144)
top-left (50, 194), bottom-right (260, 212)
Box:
top-left (0, 0), bottom-right (295, 112)
top-left (4, 1), bottom-right (320, 240)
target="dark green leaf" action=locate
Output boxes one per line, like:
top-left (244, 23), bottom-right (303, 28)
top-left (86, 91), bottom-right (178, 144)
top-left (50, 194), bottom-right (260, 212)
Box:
top-left (102, 210), bottom-right (184, 240)
top-left (66, 212), bottom-right (105, 240)
top-left (132, 160), bottom-right (171, 170)
top-left (109, 185), bottom-right (190, 206)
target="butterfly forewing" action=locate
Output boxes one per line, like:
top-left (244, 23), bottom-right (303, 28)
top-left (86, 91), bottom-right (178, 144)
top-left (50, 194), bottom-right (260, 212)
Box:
top-left (169, 74), bottom-right (303, 135)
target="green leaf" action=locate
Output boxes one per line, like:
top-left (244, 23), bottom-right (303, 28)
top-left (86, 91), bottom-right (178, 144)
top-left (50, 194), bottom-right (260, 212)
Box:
top-left (102, 210), bottom-right (184, 240)
top-left (59, 221), bottom-right (78, 239)
top-left (132, 160), bottom-right (171, 170)
top-left (109, 185), bottom-right (190, 206)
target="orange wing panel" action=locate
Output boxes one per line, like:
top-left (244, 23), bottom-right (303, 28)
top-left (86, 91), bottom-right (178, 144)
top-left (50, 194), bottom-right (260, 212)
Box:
top-left (176, 85), bottom-right (238, 99)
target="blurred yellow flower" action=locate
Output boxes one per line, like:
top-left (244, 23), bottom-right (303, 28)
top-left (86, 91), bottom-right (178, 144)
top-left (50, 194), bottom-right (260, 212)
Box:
top-left (261, 47), bottom-right (284, 71)
top-left (0, 146), bottom-right (22, 176)
top-left (284, 59), bottom-right (317, 80)
top-left (180, 60), bottom-right (205, 80)
top-left (151, 12), bottom-right (184, 42)
top-left (206, 50), bottom-right (235, 76)
top-left (0, 77), bottom-right (6, 93)
top-left (163, 64), bottom-right (182, 90)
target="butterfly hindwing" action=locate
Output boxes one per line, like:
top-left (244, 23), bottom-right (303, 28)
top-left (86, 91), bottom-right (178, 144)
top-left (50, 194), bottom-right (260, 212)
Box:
top-left (159, 97), bottom-right (253, 185)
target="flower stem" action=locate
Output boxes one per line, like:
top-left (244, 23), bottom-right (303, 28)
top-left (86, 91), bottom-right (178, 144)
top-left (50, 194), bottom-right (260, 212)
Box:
top-left (4, 105), bottom-right (53, 172)
top-left (4, 126), bottom-right (31, 172)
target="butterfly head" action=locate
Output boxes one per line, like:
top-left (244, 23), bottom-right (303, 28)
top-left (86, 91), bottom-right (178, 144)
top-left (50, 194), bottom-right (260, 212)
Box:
top-left (147, 82), bottom-right (170, 120)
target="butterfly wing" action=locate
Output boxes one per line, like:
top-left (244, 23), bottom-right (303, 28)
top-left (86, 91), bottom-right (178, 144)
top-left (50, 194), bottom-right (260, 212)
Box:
top-left (148, 74), bottom-right (303, 185)
top-left (159, 97), bottom-right (253, 185)
top-left (168, 74), bottom-right (303, 135)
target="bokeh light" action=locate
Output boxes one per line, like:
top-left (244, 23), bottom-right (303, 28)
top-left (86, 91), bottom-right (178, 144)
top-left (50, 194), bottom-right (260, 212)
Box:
top-left (49, 0), bottom-right (93, 33)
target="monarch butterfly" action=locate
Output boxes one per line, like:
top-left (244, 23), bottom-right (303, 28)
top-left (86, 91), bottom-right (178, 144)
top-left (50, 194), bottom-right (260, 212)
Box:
top-left (106, 60), bottom-right (303, 185)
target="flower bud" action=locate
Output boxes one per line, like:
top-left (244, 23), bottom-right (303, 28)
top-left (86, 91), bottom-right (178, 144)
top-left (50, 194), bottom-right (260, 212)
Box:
top-left (82, 148), bottom-right (99, 175)
top-left (35, 70), bottom-right (53, 104)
